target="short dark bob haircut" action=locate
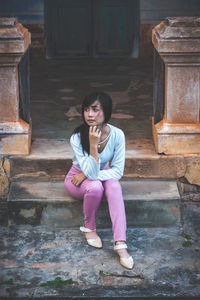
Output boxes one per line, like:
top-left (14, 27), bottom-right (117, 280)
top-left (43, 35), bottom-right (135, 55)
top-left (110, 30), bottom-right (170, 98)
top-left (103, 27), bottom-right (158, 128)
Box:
top-left (74, 92), bottom-right (112, 154)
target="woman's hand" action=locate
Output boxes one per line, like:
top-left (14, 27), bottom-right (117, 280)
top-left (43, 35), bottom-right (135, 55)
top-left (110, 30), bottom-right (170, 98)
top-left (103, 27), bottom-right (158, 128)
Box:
top-left (71, 172), bottom-right (86, 186)
top-left (89, 126), bottom-right (101, 148)
top-left (89, 126), bottom-right (101, 162)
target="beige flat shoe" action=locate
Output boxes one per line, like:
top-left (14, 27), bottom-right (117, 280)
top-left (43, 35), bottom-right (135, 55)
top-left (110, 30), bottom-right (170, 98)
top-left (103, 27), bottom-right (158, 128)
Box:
top-left (80, 226), bottom-right (102, 249)
top-left (114, 243), bottom-right (134, 270)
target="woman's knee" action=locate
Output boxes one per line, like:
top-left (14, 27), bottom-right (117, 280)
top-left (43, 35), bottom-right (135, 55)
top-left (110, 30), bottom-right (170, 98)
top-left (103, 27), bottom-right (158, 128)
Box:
top-left (84, 180), bottom-right (104, 196)
top-left (104, 179), bottom-right (122, 197)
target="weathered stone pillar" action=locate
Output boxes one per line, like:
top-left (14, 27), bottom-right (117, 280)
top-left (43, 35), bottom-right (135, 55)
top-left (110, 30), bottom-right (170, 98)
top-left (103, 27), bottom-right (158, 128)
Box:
top-left (0, 18), bottom-right (31, 155)
top-left (152, 17), bottom-right (200, 155)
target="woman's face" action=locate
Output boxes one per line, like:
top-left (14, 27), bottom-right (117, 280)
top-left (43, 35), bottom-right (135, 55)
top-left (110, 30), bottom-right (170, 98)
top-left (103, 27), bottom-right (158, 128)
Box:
top-left (84, 100), bottom-right (105, 127)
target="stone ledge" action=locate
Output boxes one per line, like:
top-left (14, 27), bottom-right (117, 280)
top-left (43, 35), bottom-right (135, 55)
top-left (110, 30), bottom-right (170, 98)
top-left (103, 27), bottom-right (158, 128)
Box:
top-left (8, 179), bottom-right (180, 228)
top-left (7, 139), bottom-right (200, 185)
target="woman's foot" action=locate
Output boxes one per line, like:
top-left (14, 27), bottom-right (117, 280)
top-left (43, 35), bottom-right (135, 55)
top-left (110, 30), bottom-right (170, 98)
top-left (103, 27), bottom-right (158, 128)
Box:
top-left (115, 241), bottom-right (130, 258)
top-left (80, 226), bottom-right (102, 248)
top-left (84, 231), bottom-right (99, 240)
top-left (114, 241), bottom-right (134, 270)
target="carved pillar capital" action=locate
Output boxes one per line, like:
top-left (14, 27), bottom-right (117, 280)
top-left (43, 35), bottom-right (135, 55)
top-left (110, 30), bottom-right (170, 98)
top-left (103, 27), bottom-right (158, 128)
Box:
top-left (0, 18), bottom-right (31, 65)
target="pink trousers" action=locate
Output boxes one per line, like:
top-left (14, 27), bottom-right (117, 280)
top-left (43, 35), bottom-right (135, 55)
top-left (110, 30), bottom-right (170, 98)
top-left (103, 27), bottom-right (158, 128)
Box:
top-left (64, 165), bottom-right (127, 242)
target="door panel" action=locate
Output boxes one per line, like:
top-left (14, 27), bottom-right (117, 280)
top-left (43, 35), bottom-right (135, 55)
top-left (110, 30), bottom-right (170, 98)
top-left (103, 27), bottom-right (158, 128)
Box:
top-left (45, 0), bottom-right (92, 58)
top-left (94, 0), bottom-right (134, 55)
top-left (45, 0), bottom-right (139, 58)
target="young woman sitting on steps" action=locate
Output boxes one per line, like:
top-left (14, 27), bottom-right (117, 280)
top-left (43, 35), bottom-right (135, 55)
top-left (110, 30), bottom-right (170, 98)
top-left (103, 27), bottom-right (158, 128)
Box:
top-left (64, 92), bottom-right (134, 270)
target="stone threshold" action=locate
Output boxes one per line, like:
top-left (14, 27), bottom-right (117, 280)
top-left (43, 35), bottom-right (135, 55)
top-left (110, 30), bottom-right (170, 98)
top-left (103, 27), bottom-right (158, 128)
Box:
top-left (9, 138), bottom-right (200, 181)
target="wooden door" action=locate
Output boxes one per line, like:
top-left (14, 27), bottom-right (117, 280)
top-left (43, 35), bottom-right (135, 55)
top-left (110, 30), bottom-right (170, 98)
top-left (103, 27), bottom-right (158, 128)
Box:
top-left (45, 0), bottom-right (139, 58)
top-left (45, 0), bottom-right (92, 58)
top-left (94, 0), bottom-right (136, 56)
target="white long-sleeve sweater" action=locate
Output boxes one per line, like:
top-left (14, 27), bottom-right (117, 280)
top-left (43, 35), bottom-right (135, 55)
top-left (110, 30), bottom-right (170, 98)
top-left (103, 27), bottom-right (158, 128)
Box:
top-left (70, 124), bottom-right (125, 181)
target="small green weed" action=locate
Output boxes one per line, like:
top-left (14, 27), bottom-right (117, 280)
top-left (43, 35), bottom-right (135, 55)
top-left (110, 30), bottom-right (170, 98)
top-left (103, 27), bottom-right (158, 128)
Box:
top-left (0, 279), bottom-right (13, 285)
top-left (40, 277), bottom-right (73, 289)
top-left (99, 270), bottom-right (112, 276)
top-left (180, 231), bottom-right (199, 247)
top-left (182, 240), bottom-right (193, 247)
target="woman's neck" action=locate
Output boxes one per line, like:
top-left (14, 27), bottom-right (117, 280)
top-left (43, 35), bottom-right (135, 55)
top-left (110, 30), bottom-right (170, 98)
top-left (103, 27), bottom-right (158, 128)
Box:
top-left (98, 124), bottom-right (110, 141)
top-left (97, 123), bottom-right (107, 133)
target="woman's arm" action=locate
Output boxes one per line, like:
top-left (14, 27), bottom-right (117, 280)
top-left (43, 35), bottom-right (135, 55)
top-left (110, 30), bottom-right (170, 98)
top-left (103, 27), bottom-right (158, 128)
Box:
top-left (70, 132), bottom-right (101, 180)
top-left (89, 126), bottom-right (101, 162)
top-left (70, 126), bottom-right (101, 185)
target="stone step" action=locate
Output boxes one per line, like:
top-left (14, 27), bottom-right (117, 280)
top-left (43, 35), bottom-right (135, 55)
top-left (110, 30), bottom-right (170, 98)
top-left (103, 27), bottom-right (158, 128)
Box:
top-left (8, 179), bottom-right (181, 228)
top-left (9, 139), bottom-right (186, 180)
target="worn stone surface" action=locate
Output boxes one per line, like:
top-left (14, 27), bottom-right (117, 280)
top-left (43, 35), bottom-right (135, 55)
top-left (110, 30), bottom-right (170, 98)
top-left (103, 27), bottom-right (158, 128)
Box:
top-left (153, 122), bottom-right (200, 155)
top-left (0, 202), bottom-right (200, 298)
top-left (0, 158), bottom-right (9, 199)
top-left (7, 179), bottom-right (180, 228)
top-left (181, 201), bottom-right (200, 240)
top-left (166, 66), bottom-right (200, 124)
top-left (178, 177), bottom-right (200, 193)
top-left (125, 155), bottom-right (186, 179)
top-left (8, 139), bottom-right (200, 186)
top-left (185, 158), bottom-right (200, 187)
top-left (9, 139), bottom-right (192, 181)
top-left (0, 67), bottom-right (19, 122)
top-left (0, 132), bottom-right (31, 155)
top-left (0, 157), bottom-right (9, 226)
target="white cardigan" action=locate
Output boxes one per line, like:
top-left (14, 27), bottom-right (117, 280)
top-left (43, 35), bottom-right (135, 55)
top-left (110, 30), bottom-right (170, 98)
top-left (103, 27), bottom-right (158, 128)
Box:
top-left (70, 124), bottom-right (125, 181)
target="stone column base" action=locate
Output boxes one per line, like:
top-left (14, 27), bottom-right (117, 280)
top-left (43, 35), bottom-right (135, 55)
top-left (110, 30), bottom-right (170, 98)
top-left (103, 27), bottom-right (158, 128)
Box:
top-left (0, 119), bottom-right (31, 155)
top-left (152, 118), bottom-right (200, 155)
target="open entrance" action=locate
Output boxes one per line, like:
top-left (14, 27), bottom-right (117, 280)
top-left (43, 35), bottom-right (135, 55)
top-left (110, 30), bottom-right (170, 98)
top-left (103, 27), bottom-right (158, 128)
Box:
top-left (31, 0), bottom-right (153, 150)
top-left (30, 57), bottom-right (154, 149)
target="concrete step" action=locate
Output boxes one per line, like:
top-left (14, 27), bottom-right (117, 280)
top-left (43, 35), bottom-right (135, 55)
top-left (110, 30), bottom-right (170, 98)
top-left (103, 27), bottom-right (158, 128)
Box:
top-left (9, 139), bottom-right (187, 180)
top-left (8, 179), bottom-right (181, 228)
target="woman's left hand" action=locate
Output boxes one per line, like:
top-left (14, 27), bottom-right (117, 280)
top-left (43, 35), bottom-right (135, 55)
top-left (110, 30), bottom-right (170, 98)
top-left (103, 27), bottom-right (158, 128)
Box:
top-left (71, 172), bottom-right (87, 186)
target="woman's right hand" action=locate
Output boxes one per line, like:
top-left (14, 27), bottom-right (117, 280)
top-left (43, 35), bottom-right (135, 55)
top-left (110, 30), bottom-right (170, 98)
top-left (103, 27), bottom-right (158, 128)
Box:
top-left (89, 126), bottom-right (101, 148)
top-left (89, 126), bottom-right (101, 162)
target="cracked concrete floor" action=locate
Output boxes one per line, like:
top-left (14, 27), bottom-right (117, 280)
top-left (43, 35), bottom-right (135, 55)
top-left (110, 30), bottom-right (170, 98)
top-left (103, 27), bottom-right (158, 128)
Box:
top-left (0, 202), bottom-right (200, 298)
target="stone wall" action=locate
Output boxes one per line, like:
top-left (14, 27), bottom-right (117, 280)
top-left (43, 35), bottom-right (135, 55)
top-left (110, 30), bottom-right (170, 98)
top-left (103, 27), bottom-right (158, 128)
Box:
top-left (23, 24), bottom-right (44, 58)
top-left (0, 157), bottom-right (10, 226)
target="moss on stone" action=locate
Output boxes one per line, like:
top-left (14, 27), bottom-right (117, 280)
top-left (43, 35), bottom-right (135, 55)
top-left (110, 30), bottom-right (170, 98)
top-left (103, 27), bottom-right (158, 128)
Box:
top-left (0, 279), bottom-right (13, 285)
top-left (182, 240), bottom-right (193, 247)
top-left (40, 277), bottom-right (73, 289)
top-left (180, 232), bottom-right (191, 240)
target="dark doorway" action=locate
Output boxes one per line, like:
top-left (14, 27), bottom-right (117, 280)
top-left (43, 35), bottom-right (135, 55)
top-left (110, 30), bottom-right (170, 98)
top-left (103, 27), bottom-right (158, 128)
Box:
top-left (45, 0), bottom-right (139, 59)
